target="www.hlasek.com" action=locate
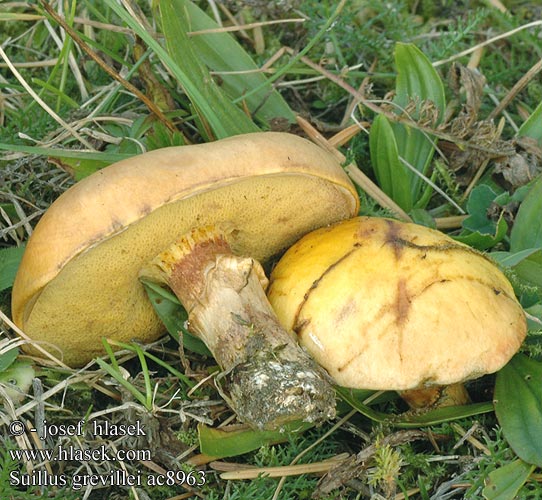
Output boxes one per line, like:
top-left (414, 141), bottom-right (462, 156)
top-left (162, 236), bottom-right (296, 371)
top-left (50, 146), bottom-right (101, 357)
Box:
top-left (8, 419), bottom-right (206, 490)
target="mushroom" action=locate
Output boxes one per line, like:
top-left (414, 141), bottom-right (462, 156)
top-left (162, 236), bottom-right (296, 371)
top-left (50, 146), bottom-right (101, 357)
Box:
top-left (12, 132), bottom-right (359, 429)
top-left (267, 216), bottom-right (527, 408)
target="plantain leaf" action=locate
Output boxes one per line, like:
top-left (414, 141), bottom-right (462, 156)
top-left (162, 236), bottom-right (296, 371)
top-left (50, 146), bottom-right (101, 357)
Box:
top-left (0, 245), bottom-right (25, 292)
top-left (198, 420), bottom-right (313, 459)
top-left (494, 354), bottom-right (542, 467)
top-left (482, 459), bottom-right (535, 500)
top-left (510, 175), bottom-right (542, 252)
top-left (370, 114), bottom-right (412, 210)
top-left (369, 43), bottom-right (445, 211)
top-left (517, 101), bottom-right (542, 142)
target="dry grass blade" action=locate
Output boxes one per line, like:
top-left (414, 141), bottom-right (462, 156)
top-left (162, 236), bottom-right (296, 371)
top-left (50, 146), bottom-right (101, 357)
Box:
top-left (214, 454), bottom-right (350, 480)
top-left (433, 20), bottom-right (542, 67)
top-left (0, 45), bottom-right (95, 150)
top-left (0, 309), bottom-right (71, 369)
top-left (187, 18), bottom-right (305, 35)
top-left (489, 57), bottom-right (542, 120)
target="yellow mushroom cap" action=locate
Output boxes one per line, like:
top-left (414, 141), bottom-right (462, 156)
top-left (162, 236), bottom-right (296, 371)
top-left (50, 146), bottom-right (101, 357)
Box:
top-left (268, 216), bottom-right (527, 391)
top-left (12, 132), bottom-right (359, 366)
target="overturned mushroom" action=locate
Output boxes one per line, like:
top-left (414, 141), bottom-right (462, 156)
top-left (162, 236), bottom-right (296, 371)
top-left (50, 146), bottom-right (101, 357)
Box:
top-left (12, 132), bottom-right (359, 428)
top-left (268, 216), bottom-right (527, 408)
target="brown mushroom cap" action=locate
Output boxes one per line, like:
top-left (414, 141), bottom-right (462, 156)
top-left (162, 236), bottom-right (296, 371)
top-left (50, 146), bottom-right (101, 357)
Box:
top-left (12, 132), bottom-right (359, 366)
top-left (268, 216), bottom-right (527, 391)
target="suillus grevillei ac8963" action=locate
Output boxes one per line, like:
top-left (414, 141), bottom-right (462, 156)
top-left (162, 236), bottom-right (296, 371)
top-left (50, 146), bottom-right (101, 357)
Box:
top-left (12, 132), bottom-right (360, 429)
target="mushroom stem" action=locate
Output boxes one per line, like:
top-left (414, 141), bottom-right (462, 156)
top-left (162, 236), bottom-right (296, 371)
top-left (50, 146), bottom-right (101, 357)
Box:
top-left (399, 383), bottom-right (470, 409)
top-left (141, 226), bottom-right (336, 430)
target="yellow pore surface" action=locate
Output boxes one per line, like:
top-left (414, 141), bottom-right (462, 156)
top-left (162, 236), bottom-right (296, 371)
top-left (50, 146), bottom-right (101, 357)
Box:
top-left (268, 217), bottom-right (527, 390)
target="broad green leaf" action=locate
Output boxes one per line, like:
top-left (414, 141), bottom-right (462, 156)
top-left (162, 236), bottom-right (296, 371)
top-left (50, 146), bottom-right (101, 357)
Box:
top-left (198, 420), bottom-right (312, 459)
top-left (518, 100), bottom-right (542, 142)
top-left (369, 114), bottom-right (412, 210)
top-left (454, 185), bottom-right (508, 250)
top-left (141, 279), bottom-right (211, 356)
top-left (462, 185), bottom-right (502, 235)
top-left (336, 386), bottom-right (493, 428)
top-left (0, 347), bottom-right (18, 372)
top-left (0, 245), bottom-right (25, 292)
top-left (495, 354), bottom-right (542, 466)
top-left (491, 248), bottom-right (540, 267)
top-left (102, 0), bottom-right (258, 139)
top-left (514, 250), bottom-right (542, 288)
top-left (183, 1), bottom-right (294, 125)
top-left (453, 215), bottom-right (507, 250)
top-left (510, 175), bottom-right (542, 252)
top-left (482, 459), bottom-right (535, 500)
top-left (48, 157), bottom-right (110, 180)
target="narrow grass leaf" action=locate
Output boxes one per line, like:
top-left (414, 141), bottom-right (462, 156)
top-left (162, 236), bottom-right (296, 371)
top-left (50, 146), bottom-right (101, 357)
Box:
top-left (510, 175), bottom-right (542, 252)
top-left (517, 101), bottom-right (542, 142)
top-left (0, 246), bottom-right (25, 292)
top-left (183, 1), bottom-right (294, 125)
top-left (95, 357), bottom-right (150, 410)
top-left (102, 0), bottom-right (258, 139)
top-left (490, 248), bottom-right (540, 267)
top-left (141, 279), bottom-right (211, 356)
top-left (157, 0), bottom-right (260, 138)
top-left (198, 421), bottom-right (313, 459)
top-left (495, 354), bottom-right (542, 466)
top-left (336, 386), bottom-right (493, 427)
top-left (482, 459), bottom-right (535, 500)
top-left (106, 338), bottom-right (194, 389)
top-left (0, 142), bottom-right (132, 162)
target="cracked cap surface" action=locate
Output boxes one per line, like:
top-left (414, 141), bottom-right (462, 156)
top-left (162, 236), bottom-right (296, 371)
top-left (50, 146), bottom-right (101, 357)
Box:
top-left (268, 216), bottom-right (527, 390)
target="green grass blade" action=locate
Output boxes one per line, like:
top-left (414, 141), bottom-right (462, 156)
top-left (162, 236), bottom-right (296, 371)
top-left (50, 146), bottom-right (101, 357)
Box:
top-left (336, 386), bottom-right (493, 428)
top-left (0, 142), bottom-right (132, 162)
top-left (102, 0), bottom-right (258, 139)
top-left (157, 0), bottom-right (259, 138)
top-left (183, 1), bottom-right (294, 125)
